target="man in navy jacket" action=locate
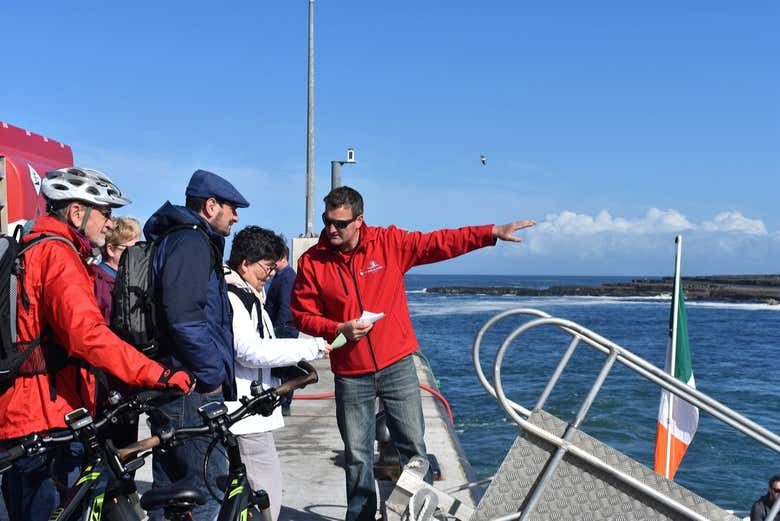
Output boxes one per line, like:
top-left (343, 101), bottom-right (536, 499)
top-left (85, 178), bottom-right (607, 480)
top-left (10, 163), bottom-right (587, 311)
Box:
top-left (144, 169), bottom-right (249, 520)
top-left (266, 243), bottom-right (299, 415)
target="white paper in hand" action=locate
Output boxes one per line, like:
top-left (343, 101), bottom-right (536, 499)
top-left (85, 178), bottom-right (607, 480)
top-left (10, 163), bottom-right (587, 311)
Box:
top-left (332, 311), bottom-right (384, 350)
top-left (358, 310), bottom-right (384, 324)
top-left (332, 333), bottom-right (347, 349)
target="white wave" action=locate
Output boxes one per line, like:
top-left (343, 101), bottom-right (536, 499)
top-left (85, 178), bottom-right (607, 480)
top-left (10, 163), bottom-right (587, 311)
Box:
top-left (686, 301), bottom-right (780, 311)
top-left (408, 294), bottom-right (780, 316)
top-left (406, 288), bottom-right (428, 294)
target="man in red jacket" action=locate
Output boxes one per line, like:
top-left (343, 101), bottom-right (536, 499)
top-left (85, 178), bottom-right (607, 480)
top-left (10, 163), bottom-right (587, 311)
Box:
top-left (0, 167), bottom-right (192, 521)
top-left (291, 186), bottom-right (535, 521)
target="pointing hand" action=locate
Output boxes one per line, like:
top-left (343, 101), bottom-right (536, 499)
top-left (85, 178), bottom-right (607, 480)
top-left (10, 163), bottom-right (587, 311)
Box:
top-left (492, 220), bottom-right (536, 243)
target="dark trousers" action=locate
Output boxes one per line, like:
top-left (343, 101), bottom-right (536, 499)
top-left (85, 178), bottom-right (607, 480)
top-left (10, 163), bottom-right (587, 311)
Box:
top-left (1, 439), bottom-right (84, 521)
top-left (335, 355), bottom-right (430, 521)
top-left (148, 389), bottom-right (228, 521)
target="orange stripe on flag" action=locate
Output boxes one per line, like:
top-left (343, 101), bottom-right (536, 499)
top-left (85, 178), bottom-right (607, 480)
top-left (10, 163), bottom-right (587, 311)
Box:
top-left (654, 422), bottom-right (690, 479)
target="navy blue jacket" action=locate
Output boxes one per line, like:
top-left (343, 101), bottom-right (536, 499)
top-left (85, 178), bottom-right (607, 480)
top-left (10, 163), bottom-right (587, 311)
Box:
top-left (144, 202), bottom-right (235, 399)
top-left (265, 265), bottom-right (299, 338)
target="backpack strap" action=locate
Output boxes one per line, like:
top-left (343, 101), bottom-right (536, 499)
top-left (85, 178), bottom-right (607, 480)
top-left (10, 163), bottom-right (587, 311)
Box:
top-left (227, 283), bottom-right (264, 384)
top-left (17, 233), bottom-right (80, 312)
top-left (12, 231), bottom-right (82, 401)
top-left (227, 284), bottom-right (264, 339)
top-left (157, 224), bottom-right (222, 273)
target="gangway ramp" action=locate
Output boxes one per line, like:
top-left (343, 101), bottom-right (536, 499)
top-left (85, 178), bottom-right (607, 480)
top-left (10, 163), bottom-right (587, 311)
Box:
top-left (474, 409), bottom-right (737, 520)
top-left (387, 308), bottom-right (778, 520)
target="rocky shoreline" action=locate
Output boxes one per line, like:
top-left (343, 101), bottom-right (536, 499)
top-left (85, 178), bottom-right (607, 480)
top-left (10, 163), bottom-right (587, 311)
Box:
top-left (426, 275), bottom-right (780, 305)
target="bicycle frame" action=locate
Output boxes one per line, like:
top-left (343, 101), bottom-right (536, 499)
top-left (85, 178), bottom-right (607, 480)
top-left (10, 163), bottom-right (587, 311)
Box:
top-left (215, 440), bottom-right (269, 521)
top-left (47, 407), bottom-right (145, 521)
top-left (48, 460), bottom-right (109, 521)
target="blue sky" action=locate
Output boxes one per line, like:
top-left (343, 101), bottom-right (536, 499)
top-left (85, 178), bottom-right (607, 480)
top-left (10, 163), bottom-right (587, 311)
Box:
top-left (4, 1), bottom-right (778, 275)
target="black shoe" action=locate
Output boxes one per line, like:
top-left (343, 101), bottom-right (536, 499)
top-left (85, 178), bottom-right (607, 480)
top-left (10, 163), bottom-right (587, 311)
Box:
top-left (281, 406), bottom-right (291, 417)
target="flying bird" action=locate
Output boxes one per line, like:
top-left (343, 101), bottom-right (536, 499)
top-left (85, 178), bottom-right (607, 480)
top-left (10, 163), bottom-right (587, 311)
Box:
top-left (480, 155), bottom-right (487, 165)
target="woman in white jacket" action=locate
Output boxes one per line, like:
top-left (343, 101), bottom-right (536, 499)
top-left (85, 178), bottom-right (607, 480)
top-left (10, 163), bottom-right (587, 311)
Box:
top-left (224, 226), bottom-right (331, 521)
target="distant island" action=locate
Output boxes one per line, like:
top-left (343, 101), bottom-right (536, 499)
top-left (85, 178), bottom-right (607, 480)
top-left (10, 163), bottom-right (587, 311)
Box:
top-left (426, 275), bottom-right (780, 305)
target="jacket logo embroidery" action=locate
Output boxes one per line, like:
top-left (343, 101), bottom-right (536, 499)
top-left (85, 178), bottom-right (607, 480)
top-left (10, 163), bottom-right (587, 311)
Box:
top-left (360, 260), bottom-right (384, 276)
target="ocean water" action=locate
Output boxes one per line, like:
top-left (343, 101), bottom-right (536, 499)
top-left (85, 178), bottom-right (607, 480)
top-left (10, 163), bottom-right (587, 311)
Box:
top-left (406, 274), bottom-right (780, 513)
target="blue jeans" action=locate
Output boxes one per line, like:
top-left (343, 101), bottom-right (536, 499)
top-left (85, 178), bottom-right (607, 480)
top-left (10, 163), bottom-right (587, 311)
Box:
top-left (149, 389), bottom-right (228, 521)
top-left (0, 439), bottom-right (84, 521)
top-left (335, 355), bottom-right (430, 521)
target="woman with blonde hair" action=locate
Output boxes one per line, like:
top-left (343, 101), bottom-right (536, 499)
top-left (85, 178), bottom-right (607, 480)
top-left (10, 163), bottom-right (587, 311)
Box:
top-left (93, 216), bottom-right (141, 321)
top-left (92, 216), bottom-right (143, 450)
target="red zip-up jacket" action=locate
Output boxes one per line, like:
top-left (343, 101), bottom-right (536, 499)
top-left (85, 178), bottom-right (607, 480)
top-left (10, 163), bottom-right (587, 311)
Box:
top-left (0, 217), bottom-right (173, 440)
top-left (291, 222), bottom-right (496, 376)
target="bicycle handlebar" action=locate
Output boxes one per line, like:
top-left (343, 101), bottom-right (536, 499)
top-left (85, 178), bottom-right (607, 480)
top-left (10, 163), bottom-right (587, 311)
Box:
top-left (0, 388), bottom-right (186, 470)
top-left (0, 445), bottom-right (26, 470)
top-left (275, 360), bottom-right (319, 396)
top-left (118, 362), bottom-right (319, 461)
top-left (2, 363), bottom-right (318, 467)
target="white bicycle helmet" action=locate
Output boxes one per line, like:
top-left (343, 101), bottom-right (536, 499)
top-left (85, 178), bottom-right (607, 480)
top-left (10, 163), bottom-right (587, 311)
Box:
top-left (42, 167), bottom-right (131, 208)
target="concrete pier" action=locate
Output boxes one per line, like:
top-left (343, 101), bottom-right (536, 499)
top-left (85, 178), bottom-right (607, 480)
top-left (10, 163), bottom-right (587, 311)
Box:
top-left (276, 356), bottom-right (478, 520)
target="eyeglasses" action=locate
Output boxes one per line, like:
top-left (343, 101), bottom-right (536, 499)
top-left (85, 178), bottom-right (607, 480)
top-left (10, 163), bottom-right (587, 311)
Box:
top-left (256, 261), bottom-right (277, 275)
top-left (773, 488), bottom-right (780, 494)
top-left (93, 206), bottom-right (112, 219)
top-left (322, 212), bottom-right (359, 230)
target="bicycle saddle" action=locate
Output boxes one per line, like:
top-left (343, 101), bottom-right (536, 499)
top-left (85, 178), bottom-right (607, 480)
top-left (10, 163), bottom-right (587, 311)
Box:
top-left (140, 486), bottom-right (206, 511)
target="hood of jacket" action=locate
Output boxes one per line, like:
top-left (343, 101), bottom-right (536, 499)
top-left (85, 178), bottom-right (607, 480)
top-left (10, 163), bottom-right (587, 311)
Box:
top-left (224, 266), bottom-right (263, 298)
top-left (143, 201), bottom-right (225, 253)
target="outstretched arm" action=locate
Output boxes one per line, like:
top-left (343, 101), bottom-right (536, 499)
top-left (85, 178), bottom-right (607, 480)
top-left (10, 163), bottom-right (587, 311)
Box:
top-left (492, 220), bottom-right (536, 243)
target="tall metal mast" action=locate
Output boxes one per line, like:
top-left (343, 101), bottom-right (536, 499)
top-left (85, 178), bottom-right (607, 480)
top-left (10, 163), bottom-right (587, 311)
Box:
top-left (304, 0), bottom-right (315, 237)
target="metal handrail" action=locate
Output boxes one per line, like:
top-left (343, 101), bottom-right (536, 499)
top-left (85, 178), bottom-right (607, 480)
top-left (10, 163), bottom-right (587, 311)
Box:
top-left (472, 309), bottom-right (780, 520)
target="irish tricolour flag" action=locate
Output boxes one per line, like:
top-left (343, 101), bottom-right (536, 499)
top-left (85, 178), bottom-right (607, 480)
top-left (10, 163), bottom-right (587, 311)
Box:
top-left (654, 278), bottom-right (699, 479)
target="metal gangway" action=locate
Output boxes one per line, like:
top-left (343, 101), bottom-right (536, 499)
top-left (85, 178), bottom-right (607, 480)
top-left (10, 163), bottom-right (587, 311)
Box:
top-left (388, 308), bottom-right (780, 521)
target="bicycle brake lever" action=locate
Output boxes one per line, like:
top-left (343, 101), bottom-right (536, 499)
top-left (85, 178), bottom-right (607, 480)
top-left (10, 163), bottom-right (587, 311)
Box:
top-left (124, 457), bottom-right (146, 473)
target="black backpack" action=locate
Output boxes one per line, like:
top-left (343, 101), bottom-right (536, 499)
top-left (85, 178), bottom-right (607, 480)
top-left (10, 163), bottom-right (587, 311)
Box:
top-left (0, 226), bottom-right (78, 393)
top-left (110, 224), bottom-right (217, 358)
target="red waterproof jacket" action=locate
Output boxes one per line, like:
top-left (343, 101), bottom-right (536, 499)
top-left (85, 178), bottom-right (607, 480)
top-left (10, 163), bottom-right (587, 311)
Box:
top-left (291, 223), bottom-right (496, 376)
top-left (0, 217), bottom-right (171, 440)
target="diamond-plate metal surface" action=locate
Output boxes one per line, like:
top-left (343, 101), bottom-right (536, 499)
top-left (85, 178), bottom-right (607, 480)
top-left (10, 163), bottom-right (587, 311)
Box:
top-left (472, 410), bottom-right (739, 521)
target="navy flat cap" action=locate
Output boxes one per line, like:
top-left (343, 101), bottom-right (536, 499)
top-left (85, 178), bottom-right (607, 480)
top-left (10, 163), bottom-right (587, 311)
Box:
top-left (185, 169), bottom-right (250, 208)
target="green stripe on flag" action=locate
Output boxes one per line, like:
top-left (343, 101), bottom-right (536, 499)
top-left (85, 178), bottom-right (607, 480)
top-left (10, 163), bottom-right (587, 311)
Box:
top-left (668, 286), bottom-right (693, 382)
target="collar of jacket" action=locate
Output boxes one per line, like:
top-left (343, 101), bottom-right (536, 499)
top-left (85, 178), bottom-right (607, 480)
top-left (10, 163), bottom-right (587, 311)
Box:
top-left (143, 201), bottom-right (226, 254)
top-left (223, 264), bottom-right (265, 301)
top-left (28, 216), bottom-right (94, 257)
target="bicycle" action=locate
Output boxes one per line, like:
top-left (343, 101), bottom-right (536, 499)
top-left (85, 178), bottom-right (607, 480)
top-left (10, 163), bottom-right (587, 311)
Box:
top-left (0, 388), bottom-right (176, 521)
top-left (0, 360), bottom-right (319, 521)
top-left (126, 361), bottom-right (318, 521)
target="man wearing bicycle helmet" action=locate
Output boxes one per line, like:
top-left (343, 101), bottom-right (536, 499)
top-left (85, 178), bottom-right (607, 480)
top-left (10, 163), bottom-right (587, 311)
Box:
top-left (0, 167), bottom-right (194, 521)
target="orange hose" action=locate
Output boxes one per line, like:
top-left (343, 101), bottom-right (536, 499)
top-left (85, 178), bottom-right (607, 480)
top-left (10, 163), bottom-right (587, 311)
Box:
top-left (294, 384), bottom-right (455, 424)
top-left (293, 392), bottom-right (335, 400)
top-left (418, 383), bottom-right (454, 423)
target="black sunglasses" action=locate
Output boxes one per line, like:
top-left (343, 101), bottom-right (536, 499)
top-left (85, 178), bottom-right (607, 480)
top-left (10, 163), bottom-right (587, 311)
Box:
top-left (93, 206), bottom-right (112, 219)
top-left (322, 212), bottom-right (359, 230)
top-left (774, 487), bottom-right (780, 494)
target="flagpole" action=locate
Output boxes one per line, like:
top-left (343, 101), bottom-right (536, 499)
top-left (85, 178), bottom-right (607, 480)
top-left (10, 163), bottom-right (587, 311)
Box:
top-left (665, 234), bottom-right (683, 478)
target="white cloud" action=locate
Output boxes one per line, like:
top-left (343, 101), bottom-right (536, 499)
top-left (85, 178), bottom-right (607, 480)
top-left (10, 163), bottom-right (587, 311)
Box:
top-left (535, 208), bottom-right (766, 236)
top-left (700, 211), bottom-right (768, 235)
top-left (514, 208), bottom-right (778, 274)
